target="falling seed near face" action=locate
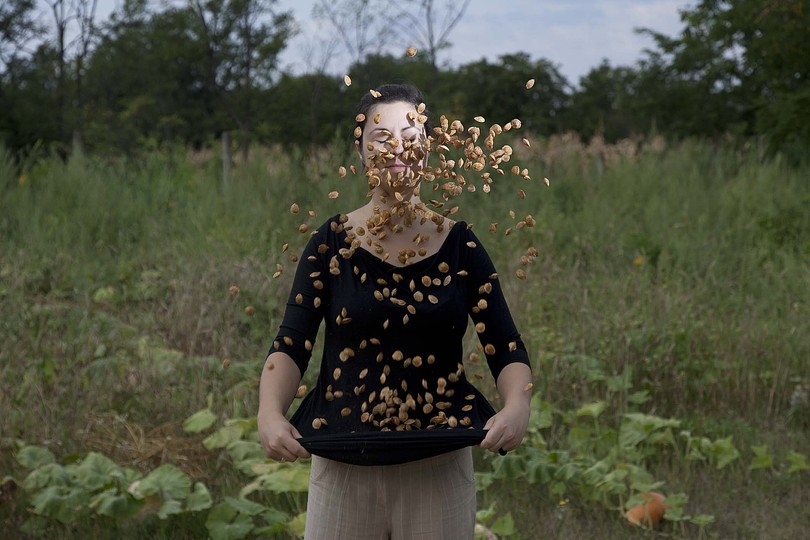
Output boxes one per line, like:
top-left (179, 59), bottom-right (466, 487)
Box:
top-left (484, 343), bottom-right (496, 355)
top-left (524, 383), bottom-right (533, 392)
top-left (328, 191), bottom-right (340, 199)
top-left (522, 138), bottom-right (531, 147)
top-left (296, 385), bottom-right (307, 398)
top-left (370, 89), bottom-right (382, 98)
top-left (474, 116), bottom-right (485, 123)
top-left (343, 74), bottom-right (352, 86)
top-left (290, 203), bottom-right (300, 214)
top-left (338, 166), bottom-right (347, 177)
top-left (312, 418), bottom-right (322, 429)
top-left (299, 224), bottom-right (309, 234)
top-left (373, 113), bottom-right (381, 124)
top-left (406, 46), bottom-right (417, 57)
top-left (526, 78), bottom-right (535, 89)
top-left (354, 126), bottom-right (362, 138)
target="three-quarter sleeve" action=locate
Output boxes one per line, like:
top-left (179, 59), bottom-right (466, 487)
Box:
top-left (269, 223), bottom-right (331, 377)
top-left (463, 227), bottom-right (530, 382)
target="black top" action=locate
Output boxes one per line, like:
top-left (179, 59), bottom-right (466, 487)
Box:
top-left (270, 215), bottom-right (530, 464)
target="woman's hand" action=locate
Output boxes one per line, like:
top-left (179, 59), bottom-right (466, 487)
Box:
top-left (480, 401), bottom-right (530, 454)
top-left (258, 411), bottom-right (311, 463)
top-left (480, 362), bottom-right (533, 454)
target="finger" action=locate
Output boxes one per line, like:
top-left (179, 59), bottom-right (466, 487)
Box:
top-left (289, 427), bottom-right (311, 458)
top-left (480, 424), bottom-right (503, 450)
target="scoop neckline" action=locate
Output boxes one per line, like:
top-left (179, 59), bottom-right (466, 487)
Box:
top-left (336, 216), bottom-right (464, 270)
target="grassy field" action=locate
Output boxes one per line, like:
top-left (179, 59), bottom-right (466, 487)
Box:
top-left (1, 134), bottom-right (808, 539)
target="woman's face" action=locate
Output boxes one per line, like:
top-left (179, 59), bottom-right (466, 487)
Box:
top-left (358, 101), bottom-right (428, 195)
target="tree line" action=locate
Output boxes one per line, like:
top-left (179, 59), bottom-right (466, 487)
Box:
top-left (1, 0), bottom-right (808, 160)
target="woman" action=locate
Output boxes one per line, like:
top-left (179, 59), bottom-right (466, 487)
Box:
top-left (258, 83), bottom-right (532, 539)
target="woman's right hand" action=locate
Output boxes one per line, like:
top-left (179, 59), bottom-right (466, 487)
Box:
top-left (257, 411), bottom-right (311, 463)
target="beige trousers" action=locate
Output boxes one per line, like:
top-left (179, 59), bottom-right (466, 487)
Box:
top-left (304, 448), bottom-right (476, 540)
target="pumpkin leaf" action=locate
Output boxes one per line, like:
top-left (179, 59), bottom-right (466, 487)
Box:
top-left (183, 408), bottom-right (218, 433)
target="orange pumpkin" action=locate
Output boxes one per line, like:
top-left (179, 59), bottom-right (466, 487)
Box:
top-left (625, 492), bottom-right (667, 528)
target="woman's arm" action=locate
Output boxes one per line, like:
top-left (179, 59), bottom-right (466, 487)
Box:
top-left (257, 351), bottom-right (311, 462)
top-left (480, 362), bottom-right (532, 453)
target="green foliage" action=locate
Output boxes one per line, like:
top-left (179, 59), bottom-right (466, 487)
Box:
top-left (1, 141), bottom-right (808, 538)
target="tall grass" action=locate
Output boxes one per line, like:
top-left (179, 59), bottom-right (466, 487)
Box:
top-left (1, 136), bottom-right (808, 538)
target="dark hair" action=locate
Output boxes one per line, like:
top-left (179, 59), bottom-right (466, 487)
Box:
top-left (354, 83), bottom-right (432, 146)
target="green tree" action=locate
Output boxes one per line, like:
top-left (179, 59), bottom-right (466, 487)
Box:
top-left (453, 53), bottom-right (569, 135)
top-left (639, 0), bottom-right (810, 154)
top-left (189, 0), bottom-right (294, 161)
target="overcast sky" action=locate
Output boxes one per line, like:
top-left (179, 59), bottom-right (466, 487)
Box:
top-left (86, 0), bottom-right (689, 86)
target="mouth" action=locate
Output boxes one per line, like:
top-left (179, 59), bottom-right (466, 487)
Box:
top-left (383, 161), bottom-right (409, 169)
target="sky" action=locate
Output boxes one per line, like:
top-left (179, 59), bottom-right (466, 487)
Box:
top-left (85, 0), bottom-right (689, 86)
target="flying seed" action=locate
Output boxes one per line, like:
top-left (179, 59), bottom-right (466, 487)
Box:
top-left (299, 224), bottom-right (309, 233)
top-left (474, 116), bottom-right (485, 123)
top-left (484, 344), bottom-right (496, 355)
top-left (526, 78), bottom-right (535, 89)
top-left (373, 113), bottom-right (381, 124)
top-left (428, 295), bottom-right (438, 304)
top-left (524, 383), bottom-right (533, 392)
top-left (343, 74), bottom-right (352, 86)
top-left (290, 203), bottom-right (300, 214)
top-left (359, 368), bottom-right (368, 379)
top-left (509, 341), bottom-right (517, 352)
top-left (462, 404), bottom-right (473, 412)
top-left (228, 285), bottom-right (240, 297)
top-left (544, 177), bottom-right (551, 186)
top-left (296, 385), bottom-right (307, 398)
top-left (370, 89), bottom-right (382, 98)
top-left (354, 126), bottom-right (362, 138)
top-left (412, 356), bottom-right (423, 368)
top-left (475, 322), bottom-right (485, 333)
top-left (295, 293), bottom-right (303, 304)
top-left (245, 306), bottom-right (255, 316)
top-left (338, 166), bottom-right (347, 177)
top-left (333, 367), bottom-right (342, 380)
top-left (516, 269), bottom-right (527, 280)
top-left (438, 262), bottom-right (449, 273)
top-left (314, 297), bottom-right (321, 308)
top-left (223, 358), bottom-right (231, 369)
top-left (355, 113), bottom-right (366, 122)
top-left (305, 340), bottom-right (313, 351)
top-left (421, 275), bottom-right (431, 287)
top-left (406, 46), bottom-right (417, 57)
top-left (283, 336), bottom-right (293, 346)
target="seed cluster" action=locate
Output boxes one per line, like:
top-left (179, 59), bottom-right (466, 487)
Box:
top-left (263, 62), bottom-right (539, 429)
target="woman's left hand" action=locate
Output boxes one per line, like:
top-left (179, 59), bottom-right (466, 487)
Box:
top-left (480, 401), bottom-right (530, 454)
